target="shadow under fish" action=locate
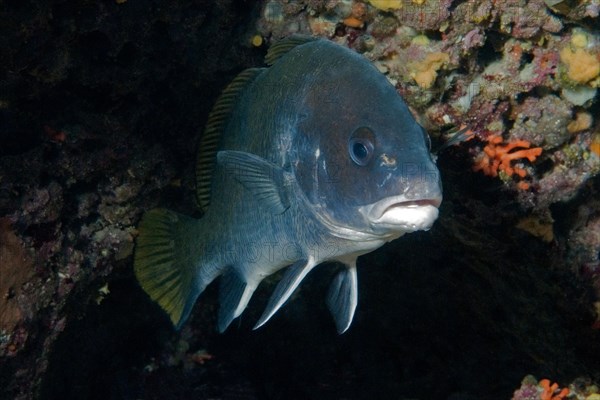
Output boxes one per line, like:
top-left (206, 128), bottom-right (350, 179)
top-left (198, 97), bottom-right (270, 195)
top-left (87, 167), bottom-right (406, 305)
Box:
top-left (133, 36), bottom-right (442, 334)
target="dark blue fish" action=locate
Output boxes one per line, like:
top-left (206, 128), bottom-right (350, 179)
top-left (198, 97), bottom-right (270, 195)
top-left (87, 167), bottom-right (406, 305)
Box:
top-left (134, 36), bottom-right (442, 333)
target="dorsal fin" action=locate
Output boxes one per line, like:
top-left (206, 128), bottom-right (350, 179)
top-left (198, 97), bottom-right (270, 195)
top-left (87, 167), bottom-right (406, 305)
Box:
top-left (195, 67), bottom-right (264, 211)
top-left (264, 35), bottom-right (318, 65)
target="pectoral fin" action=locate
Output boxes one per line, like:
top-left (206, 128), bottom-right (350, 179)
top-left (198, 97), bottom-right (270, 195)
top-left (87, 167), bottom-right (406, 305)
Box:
top-left (218, 271), bottom-right (258, 332)
top-left (217, 150), bottom-right (291, 214)
top-left (253, 258), bottom-right (316, 330)
top-left (326, 263), bottom-right (358, 334)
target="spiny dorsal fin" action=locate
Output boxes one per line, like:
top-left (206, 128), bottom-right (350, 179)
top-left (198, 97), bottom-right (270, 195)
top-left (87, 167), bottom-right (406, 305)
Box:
top-left (264, 35), bottom-right (318, 65)
top-left (195, 67), bottom-right (265, 212)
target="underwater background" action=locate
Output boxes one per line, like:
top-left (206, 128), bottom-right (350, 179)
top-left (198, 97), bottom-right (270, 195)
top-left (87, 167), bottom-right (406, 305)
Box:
top-left (1, 0), bottom-right (599, 399)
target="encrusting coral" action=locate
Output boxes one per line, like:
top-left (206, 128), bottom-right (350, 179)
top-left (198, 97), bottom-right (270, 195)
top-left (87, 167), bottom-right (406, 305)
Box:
top-left (343, 2), bottom-right (367, 28)
top-left (559, 30), bottom-right (600, 86)
top-left (567, 111), bottom-right (593, 134)
top-left (560, 47), bottom-right (600, 85)
top-left (409, 51), bottom-right (450, 89)
top-left (368, 0), bottom-right (402, 10)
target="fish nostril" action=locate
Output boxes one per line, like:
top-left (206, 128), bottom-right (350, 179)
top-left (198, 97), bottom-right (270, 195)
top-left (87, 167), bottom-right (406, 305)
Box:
top-left (379, 153), bottom-right (396, 168)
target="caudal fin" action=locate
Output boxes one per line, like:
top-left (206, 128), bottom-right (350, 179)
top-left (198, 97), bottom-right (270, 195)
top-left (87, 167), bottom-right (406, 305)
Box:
top-left (134, 208), bottom-right (211, 328)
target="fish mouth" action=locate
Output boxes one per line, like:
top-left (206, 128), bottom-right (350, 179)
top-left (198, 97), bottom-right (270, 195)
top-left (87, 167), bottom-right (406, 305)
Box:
top-left (358, 195), bottom-right (442, 233)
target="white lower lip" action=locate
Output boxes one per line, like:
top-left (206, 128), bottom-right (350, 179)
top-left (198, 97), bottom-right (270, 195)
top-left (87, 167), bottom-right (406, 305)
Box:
top-left (372, 204), bottom-right (439, 232)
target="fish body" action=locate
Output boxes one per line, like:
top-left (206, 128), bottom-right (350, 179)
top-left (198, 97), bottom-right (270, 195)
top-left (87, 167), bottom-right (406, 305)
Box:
top-left (134, 36), bottom-right (442, 333)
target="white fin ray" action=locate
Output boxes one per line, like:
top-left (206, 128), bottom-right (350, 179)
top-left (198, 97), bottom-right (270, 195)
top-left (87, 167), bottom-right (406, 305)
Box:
top-left (218, 271), bottom-right (258, 332)
top-left (253, 258), bottom-right (316, 330)
top-left (326, 261), bottom-right (358, 334)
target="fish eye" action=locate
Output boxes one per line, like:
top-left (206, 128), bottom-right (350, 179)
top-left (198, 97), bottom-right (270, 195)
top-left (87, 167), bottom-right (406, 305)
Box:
top-left (348, 135), bottom-right (374, 166)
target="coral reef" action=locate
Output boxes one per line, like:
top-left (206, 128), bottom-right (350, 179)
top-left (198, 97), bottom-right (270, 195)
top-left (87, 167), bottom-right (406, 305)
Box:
top-left (545, 0), bottom-right (600, 20)
top-left (0, 118), bottom-right (179, 394)
top-left (513, 375), bottom-right (600, 400)
top-left (0, 219), bottom-right (35, 348)
top-left (512, 376), bottom-right (570, 400)
top-left (254, 0), bottom-right (600, 198)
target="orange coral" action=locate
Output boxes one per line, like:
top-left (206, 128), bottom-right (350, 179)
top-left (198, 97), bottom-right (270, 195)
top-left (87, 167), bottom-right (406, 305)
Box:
top-left (343, 17), bottom-right (364, 28)
top-left (591, 134), bottom-right (600, 157)
top-left (343, 2), bottom-right (366, 28)
top-left (472, 135), bottom-right (542, 190)
top-left (539, 379), bottom-right (570, 400)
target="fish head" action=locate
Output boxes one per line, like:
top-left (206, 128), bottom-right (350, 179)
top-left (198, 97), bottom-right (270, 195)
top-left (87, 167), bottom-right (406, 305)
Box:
top-left (292, 49), bottom-right (442, 238)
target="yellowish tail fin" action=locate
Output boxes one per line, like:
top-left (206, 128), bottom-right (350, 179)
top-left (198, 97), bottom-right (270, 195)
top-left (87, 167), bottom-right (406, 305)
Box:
top-left (134, 209), bottom-right (207, 328)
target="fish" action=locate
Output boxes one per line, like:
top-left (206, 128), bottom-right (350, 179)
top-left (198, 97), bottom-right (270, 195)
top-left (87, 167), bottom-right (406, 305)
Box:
top-left (133, 36), bottom-right (442, 334)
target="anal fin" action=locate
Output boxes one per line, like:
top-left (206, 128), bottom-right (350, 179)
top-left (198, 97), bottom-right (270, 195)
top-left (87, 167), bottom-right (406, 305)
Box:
top-left (326, 263), bottom-right (358, 334)
top-left (253, 258), bottom-right (315, 330)
top-left (218, 271), bottom-right (258, 332)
